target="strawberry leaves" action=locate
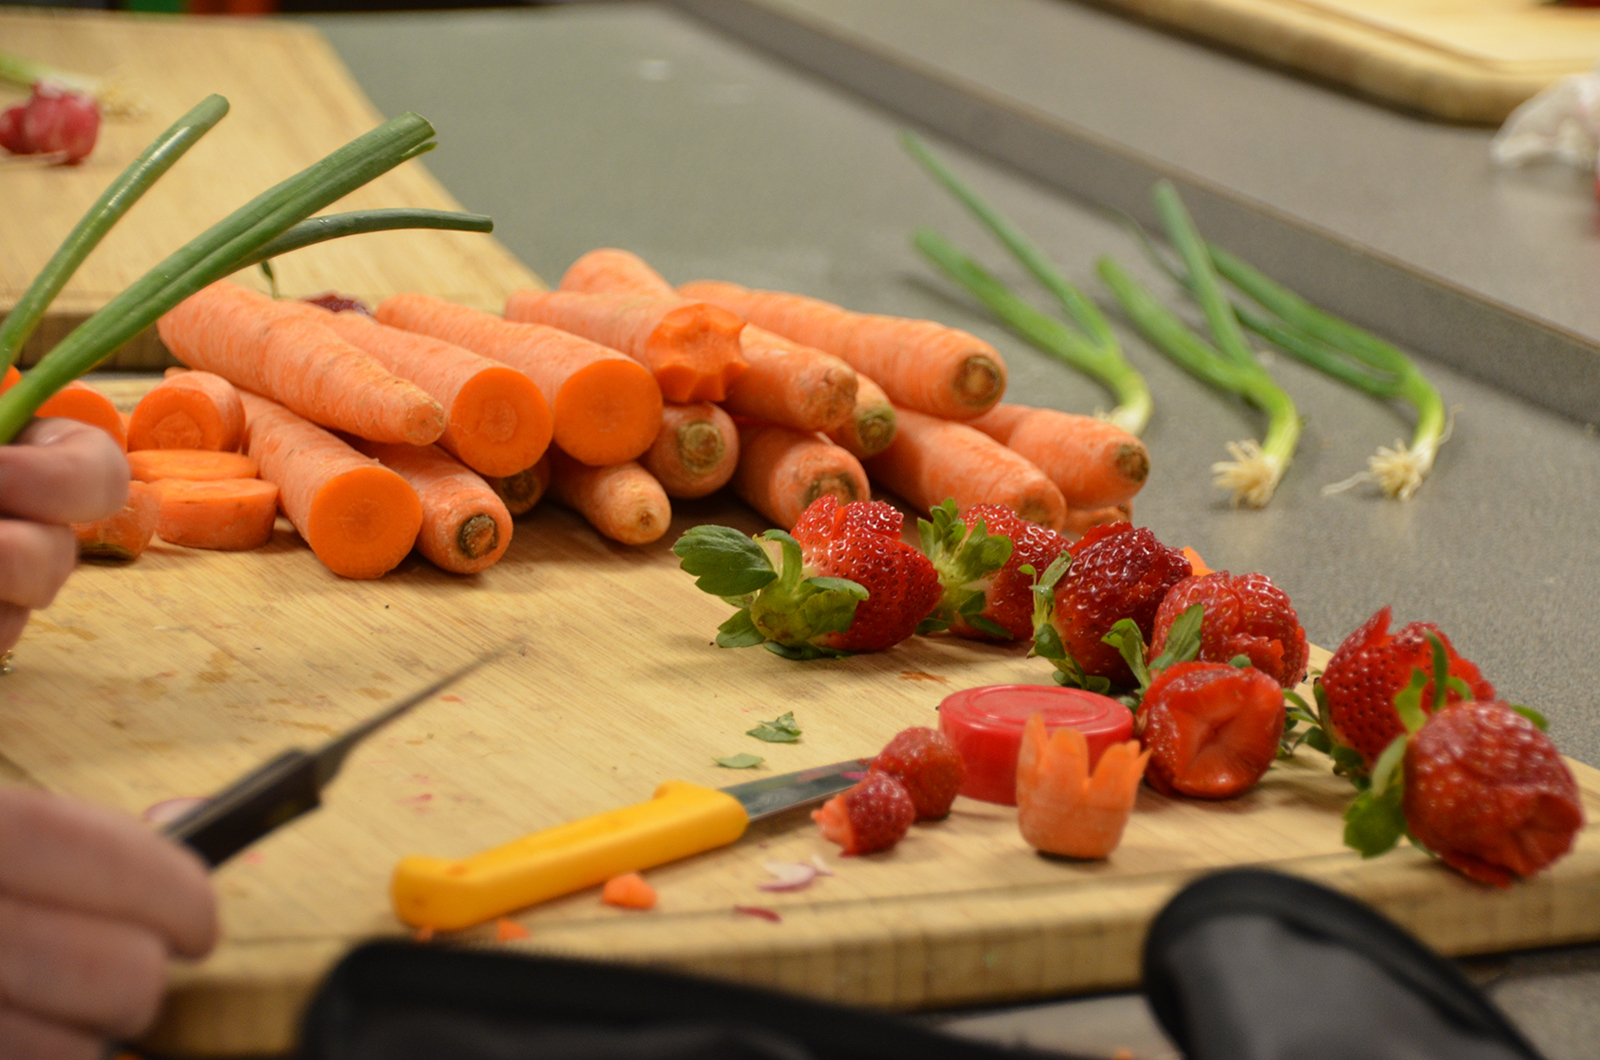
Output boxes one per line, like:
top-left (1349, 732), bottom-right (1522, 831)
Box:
top-left (915, 500), bottom-right (1013, 635)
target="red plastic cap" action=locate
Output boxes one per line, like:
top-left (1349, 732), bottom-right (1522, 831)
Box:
top-left (938, 684), bottom-right (1134, 806)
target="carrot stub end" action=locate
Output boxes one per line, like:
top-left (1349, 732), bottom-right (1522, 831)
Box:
top-left (73, 481), bottom-right (159, 561)
top-left (1015, 713), bottom-right (1148, 860)
top-left (601, 872), bottom-right (657, 910)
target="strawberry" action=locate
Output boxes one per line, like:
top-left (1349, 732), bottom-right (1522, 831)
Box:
top-left (870, 726), bottom-right (966, 820)
top-left (673, 496), bottom-right (941, 658)
top-left (812, 771), bottom-right (917, 854)
top-left (1403, 700), bottom-right (1584, 887)
top-left (1320, 606), bottom-right (1494, 765)
top-left (1137, 660), bottom-right (1285, 799)
top-left (918, 501), bottom-right (1070, 642)
top-left (1150, 571), bottom-right (1309, 688)
top-left (1036, 522), bottom-right (1192, 688)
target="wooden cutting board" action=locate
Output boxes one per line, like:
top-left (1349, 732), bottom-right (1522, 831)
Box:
top-left (0, 9), bottom-right (543, 369)
top-left (1086, 0), bottom-right (1600, 123)
top-left (3, 384), bottom-right (1596, 1055)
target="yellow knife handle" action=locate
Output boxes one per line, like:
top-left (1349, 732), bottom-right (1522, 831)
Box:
top-left (390, 780), bottom-right (749, 930)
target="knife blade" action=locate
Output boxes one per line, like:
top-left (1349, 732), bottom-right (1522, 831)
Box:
top-left (390, 756), bottom-right (869, 931)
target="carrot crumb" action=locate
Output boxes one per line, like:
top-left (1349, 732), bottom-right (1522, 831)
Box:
top-left (1180, 546), bottom-right (1211, 576)
top-left (602, 872), bottom-right (658, 909)
top-left (1110, 1049), bottom-right (1134, 1060)
top-left (412, 925), bottom-right (435, 943)
top-left (494, 917), bottom-right (531, 941)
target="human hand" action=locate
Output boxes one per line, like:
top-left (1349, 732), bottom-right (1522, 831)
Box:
top-left (0, 417), bottom-right (129, 651)
top-left (0, 786), bottom-right (217, 1058)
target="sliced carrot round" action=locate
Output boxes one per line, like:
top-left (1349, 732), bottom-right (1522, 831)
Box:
top-left (129, 449), bottom-right (258, 483)
top-left (154, 478), bottom-right (279, 551)
top-left (305, 464), bottom-right (423, 579)
top-left (127, 370), bottom-right (245, 452)
top-left (447, 365), bottom-right (552, 477)
top-left (552, 358), bottom-right (664, 467)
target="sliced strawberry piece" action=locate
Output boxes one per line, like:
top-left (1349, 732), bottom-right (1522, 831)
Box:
top-left (1137, 660), bottom-right (1285, 799)
top-left (812, 771), bottom-right (916, 854)
top-left (1151, 571), bottom-right (1308, 687)
top-left (870, 726), bottom-right (965, 820)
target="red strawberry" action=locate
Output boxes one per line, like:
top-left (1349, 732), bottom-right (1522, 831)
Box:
top-left (674, 496), bottom-right (940, 658)
top-left (1137, 660), bottom-right (1285, 799)
top-left (1150, 571), bottom-right (1309, 687)
top-left (870, 726), bottom-right (966, 820)
top-left (1320, 607), bottom-right (1494, 765)
top-left (919, 501), bottom-right (1070, 642)
top-left (1045, 522), bottom-right (1192, 686)
top-left (1403, 700), bottom-right (1583, 887)
top-left (812, 771), bottom-right (916, 854)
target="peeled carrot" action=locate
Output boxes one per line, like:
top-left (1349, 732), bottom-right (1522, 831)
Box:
top-left (1181, 546), bottom-right (1211, 577)
top-left (548, 448), bottom-right (671, 546)
top-left (560, 250), bottom-right (856, 432)
top-left (152, 478), bottom-right (280, 551)
top-left (240, 392), bottom-right (422, 579)
top-left (824, 372), bottom-right (897, 459)
top-left (642, 403), bottom-right (739, 499)
top-left (73, 480), bottom-right (159, 561)
top-left (1015, 713), bottom-right (1149, 860)
top-left (353, 441), bottom-right (512, 575)
top-left (485, 455), bottom-right (550, 517)
top-left (601, 872), bottom-right (657, 910)
top-left (864, 408), bottom-right (1066, 530)
top-left (732, 423), bottom-right (870, 530)
top-left (376, 293), bottom-right (662, 468)
top-left (504, 289), bottom-right (748, 404)
top-left (0, 366), bottom-right (20, 393)
top-left (285, 304), bottom-right (552, 478)
top-left (1063, 503), bottom-right (1132, 539)
top-left (966, 403), bottom-right (1149, 509)
top-left (158, 281), bottom-right (446, 446)
top-left (128, 448), bottom-right (258, 483)
top-left (36, 380), bottom-right (125, 450)
top-left (678, 279), bottom-right (1007, 420)
top-left (126, 370), bottom-right (244, 453)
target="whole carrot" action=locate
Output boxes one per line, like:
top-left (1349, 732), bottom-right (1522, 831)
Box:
top-left (159, 281), bottom-right (446, 446)
top-left (376, 293), bottom-right (662, 469)
top-left (354, 440), bottom-right (513, 575)
top-left (864, 408), bottom-right (1066, 531)
top-left (732, 423), bottom-right (871, 530)
top-left (240, 391), bottom-right (422, 579)
top-left (677, 279), bottom-right (1006, 420)
top-left (286, 303), bottom-right (551, 479)
top-left (824, 371), bottom-right (897, 459)
top-left (560, 250), bottom-right (857, 432)
top-left (966, 403), bottom-right (1149, 510)
top-left (485, 455), bottom-right (551, 517)
top-left (548, 448), bottom-right (672, 546)
top-left (504, 288), bottom-right (748, 404)
top-left (126, 369), bottom-right (244, 452)
top-left (642, 403), bottom-right (739, 499)
top-left (1063, 502), bottom-right (1131, 539)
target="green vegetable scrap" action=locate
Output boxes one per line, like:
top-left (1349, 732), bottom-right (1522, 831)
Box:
top-left (900, 131), bottom-right (1151, 436)
top-left (714, 753), bottom-right (766, 769)
top-left (746, 712), bottom-right (802, 743)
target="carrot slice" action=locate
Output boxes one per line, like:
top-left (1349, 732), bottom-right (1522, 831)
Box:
top-left (153, 478), bottom-right (280, 551)
top-left (863, 408), bottom-right (1066, 531)
top-left (376, 293), bottom-right (662, 468)
top-left (0, 366), bottom-right (19, 393)
top-left (128, 448), bottom-right (258, 483)
top-left (731, 423), bottom-right (870, 530)
top-left (354, 441), bottom-right (513, 575)
top-left (505, 289), bottom-right (748, 404)
top-left (126, 370), bottom-right (245, 452)
top-left (36, 380), bottom-right (125, 450)
top-left (824, 372), bottom-right (896, 459)
top-left (73, 481), bottom-right (159, 561)
top-left (560, 250), bottom-right (855, 432)
top-left (601, 872), bottom-right (657, 910)
top-left (548, 449), bottom-right (671, 546)
top-left (641, 402), bottom-right (739, 499)
top-left (967, 404), bottom-right (1149, 510)
top-left (240, 392), bottom-right (422, 579)
top-left (485, 455), bottom-right (551, 517)
top-left (1015, 713), bottom-right (1149, 860)
top-left (158, 281), bottom-right (446, 446)
top-left (678, 279), bottom-right (1006, 419)
top-left (285, 304), bottom-right (553, 478)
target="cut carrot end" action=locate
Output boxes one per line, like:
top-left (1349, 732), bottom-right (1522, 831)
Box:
top-left (37, 381), bottom-right (126, 450)
top-left (552, 359), bottom-right (663, 467)
top-left (447, 366), bottom-right (553, 478)
top-left (601, 872), bottom-right (657, 910)
top-left (304, 464), bottom-right (423, 579)
top-left (73, 481), bottom-right (159, 561)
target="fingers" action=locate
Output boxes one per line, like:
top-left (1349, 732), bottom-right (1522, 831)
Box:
top-left (0, 521), bottom-right (76, 610)
top-left (0, 1007), bottom-right (102, 1060)
top-left (0, 788), bottom-right (218, 959)
top-left (0, 419), bottom-right (129, 525)
top-left (0, 603), bottom-right (30, 655)
top-left (0, 893), bottom-right (167, 1039)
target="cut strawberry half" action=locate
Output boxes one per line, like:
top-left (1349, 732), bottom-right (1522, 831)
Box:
top-left (1137, 660), bottom-right (1286, 799)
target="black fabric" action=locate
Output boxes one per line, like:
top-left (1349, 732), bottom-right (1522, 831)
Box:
top-left (1143, 868), bottom-right (1546, 1060)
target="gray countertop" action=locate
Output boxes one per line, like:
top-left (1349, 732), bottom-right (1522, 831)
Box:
top-left (303, 4), bottom-right (1600, 1056)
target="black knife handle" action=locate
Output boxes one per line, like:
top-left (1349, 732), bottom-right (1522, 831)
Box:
top-left (163, 749), bottom-right (322, 868)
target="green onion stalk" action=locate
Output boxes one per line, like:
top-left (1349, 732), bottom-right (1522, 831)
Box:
top-left (900, 131), bottom-right (1151, 436)
top-left (0, 96), bottom-right (491, 445)
top-left (0, 48), bottom-right (144, 116)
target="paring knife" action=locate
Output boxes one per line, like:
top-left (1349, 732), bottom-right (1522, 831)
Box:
top-left (164, 649), bottom-right (503, 868)
top-left (390, 757), bottom-right (869, 931)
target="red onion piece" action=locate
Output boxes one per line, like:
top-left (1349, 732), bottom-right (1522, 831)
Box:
top-left (757, 860), bottom-right (818, 892)
top-left (809, 854), bottom-right (834, 877)
top-left (732, 904), bottom-right (782, 923)
top-left (21, 84), bottom-right (99, 165)
top-left (0, 104), bottom-right (33, 155)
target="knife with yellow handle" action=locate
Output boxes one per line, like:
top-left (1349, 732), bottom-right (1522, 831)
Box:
top-left (390, 757), bottom-right (869, 930)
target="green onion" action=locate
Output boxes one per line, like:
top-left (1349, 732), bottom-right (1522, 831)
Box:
top-left (900, 131), bottom-right (1151, 435)
top-left (0, 48), bottom-right (143, 116)
top-left (237, 207), bottom-right (493, 270)
top-left (0, 95), bottom-right (229, 372)
top-left (0, 105), bottom-right (449, 444)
